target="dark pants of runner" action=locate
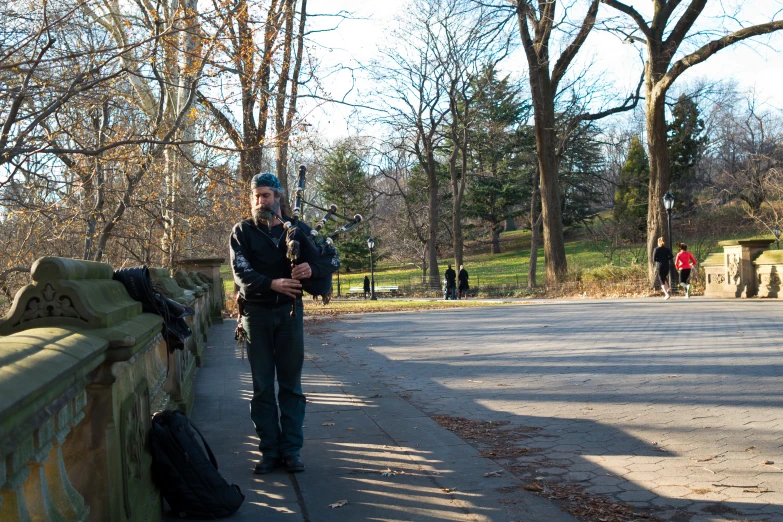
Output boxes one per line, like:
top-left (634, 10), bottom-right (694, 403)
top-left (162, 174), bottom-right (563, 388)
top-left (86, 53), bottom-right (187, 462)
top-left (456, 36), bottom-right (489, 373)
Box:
top-left (243, 301), bottom-right (305, 458)
top-left (656, 263), bottom-right (669, 285)
top-left (680, 268), bottom-right (692, 284)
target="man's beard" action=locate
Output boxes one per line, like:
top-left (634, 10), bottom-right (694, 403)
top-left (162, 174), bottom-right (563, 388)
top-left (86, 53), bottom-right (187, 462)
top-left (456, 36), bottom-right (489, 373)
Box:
top-left (252, 200), bottom-right (280, 226)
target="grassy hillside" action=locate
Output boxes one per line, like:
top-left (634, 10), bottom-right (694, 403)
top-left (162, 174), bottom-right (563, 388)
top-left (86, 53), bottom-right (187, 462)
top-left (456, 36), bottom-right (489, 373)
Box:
top-left (220, 206), bottom-right (769, 297)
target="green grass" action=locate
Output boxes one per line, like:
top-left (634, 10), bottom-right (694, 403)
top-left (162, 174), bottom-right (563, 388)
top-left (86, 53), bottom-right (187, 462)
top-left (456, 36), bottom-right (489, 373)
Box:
top-left (220, 207), bottom-right (773, 294)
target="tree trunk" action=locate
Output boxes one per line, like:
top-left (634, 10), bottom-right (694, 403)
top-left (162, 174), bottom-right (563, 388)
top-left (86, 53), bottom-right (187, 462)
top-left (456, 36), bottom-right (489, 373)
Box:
top-left (528, 167), bottom-right (542, 289)
top-left (427, 157), bottom-right (440, 287)
top-left (490, 223), bottom-right (501, 254)
top-left (532, 93), bottom-right (567, 283)
top-left (645, 86), bottom-right (670, 283)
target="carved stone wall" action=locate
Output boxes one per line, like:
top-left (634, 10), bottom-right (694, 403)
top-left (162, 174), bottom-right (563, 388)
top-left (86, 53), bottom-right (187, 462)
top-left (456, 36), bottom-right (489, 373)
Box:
top-left (0, 256), bottom-right (215, 521)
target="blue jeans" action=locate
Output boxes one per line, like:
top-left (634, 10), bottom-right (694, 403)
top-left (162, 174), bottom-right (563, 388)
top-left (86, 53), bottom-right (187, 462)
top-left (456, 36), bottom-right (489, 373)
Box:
top-left (243, 301), bottom-right (306, 458)
top-left (446, 287), bottom-right (456, 300)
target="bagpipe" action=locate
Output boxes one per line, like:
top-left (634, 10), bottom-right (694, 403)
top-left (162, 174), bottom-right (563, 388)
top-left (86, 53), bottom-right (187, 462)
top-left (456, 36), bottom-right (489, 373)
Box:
top-left (276, 165), bottom-right (364, 315)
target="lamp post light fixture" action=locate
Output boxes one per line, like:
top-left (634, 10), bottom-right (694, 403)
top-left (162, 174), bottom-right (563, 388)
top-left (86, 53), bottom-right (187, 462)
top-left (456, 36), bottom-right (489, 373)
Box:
top-left (367, 237), bottom-right (377, 300)
top-left (774, 225), bottom-right (781, 250)
top-left (662, 192), bottom-right (677, 291)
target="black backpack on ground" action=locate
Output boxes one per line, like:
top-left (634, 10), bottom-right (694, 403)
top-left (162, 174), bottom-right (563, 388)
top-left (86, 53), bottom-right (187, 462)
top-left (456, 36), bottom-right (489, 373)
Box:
top-left (150, 410), bottom-right (245, 519)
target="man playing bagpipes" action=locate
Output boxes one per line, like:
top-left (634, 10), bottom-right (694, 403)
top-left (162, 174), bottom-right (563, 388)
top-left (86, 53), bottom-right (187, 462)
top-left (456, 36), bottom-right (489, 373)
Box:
top-left (229, 172), bottom-right (339, 474)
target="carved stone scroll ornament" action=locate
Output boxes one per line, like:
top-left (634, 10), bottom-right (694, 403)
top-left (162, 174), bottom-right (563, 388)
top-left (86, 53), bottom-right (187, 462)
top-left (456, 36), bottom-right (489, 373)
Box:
top-left (727, 256), bottom-right (740, 282)
top-left (16, 284), bottom-right (86, 326)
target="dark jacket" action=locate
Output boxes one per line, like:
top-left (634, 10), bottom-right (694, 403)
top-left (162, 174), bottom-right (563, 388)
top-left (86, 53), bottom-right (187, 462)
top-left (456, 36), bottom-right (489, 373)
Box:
top-left (652, 246), bottom-right (673, 267)
top-left (231, 217), bottom-right (334, 306)
top-left (444, 268), bottom-right (457, 288)
top-left (363, 276), bottom-right (371, 292)
top-left (458, 268), bottom-right (469, 290)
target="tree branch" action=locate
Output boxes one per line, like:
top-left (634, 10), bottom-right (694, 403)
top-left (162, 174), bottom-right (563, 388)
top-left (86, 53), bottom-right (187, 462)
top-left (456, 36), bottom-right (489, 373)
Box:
top-left (660, 19), bottom-right (783, 93)
top-left (551, 0), bottom-right (600, 89)
top-left (600, 0), bottom-right (652, 38)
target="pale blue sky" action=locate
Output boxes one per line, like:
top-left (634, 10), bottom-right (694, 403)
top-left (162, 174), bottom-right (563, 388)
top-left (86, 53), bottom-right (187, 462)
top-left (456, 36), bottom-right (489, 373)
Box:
top-left (304, 0), bottom-right (783, 140)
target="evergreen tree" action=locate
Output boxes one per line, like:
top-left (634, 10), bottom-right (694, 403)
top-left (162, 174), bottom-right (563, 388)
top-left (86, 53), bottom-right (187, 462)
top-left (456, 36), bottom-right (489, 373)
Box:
top-left (667, 94), bottom-right (705, 212)
top-left (319, 142), bottom-right (372, 270)
top-left (614, 136), bottom-right (649, 236)
top-left (558, 121), bottom-right (604, 228)
top-left (463, 66), bottom-right (534, 254)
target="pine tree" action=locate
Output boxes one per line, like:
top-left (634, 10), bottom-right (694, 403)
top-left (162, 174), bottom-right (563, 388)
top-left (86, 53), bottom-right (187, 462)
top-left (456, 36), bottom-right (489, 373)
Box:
top-left (614, 136), bottom-right (649, 235)
top-left (463, 65), bottom-right (534, 254)
top-left (667, 94), bottom-right (705, 212)
top-left (319, 142), bottom-right (372, 270)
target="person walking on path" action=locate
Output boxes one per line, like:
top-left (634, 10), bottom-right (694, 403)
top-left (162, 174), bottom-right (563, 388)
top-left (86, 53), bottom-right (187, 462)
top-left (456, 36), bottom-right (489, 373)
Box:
top-left (230, 173), bottom-right (337, 475)
top-left (363, 275), bottom-right (371, 300)
top-left (458, 265), bottom-right (470, 299)
top-left (652, 237), bottom-right (674, 300)
top-left (675, 243), bottom-right (698, 299)
top-left (444, 264), bottom-right (457, 300)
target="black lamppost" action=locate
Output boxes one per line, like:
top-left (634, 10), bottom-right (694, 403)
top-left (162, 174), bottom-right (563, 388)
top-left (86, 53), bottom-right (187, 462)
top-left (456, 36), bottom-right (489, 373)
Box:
top-left (663, 192), bottom-right (676, 289)
top-left (774, 225), bottom-right (781, 250)
top-left (336, 269), bottom-right (341, 297)
top-left (367, 237), bottom-right (377, 300)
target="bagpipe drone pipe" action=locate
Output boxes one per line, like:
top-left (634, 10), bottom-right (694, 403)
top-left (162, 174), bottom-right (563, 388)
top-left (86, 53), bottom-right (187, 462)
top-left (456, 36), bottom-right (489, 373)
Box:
top-left (277, 165), bottom-right (364, 311)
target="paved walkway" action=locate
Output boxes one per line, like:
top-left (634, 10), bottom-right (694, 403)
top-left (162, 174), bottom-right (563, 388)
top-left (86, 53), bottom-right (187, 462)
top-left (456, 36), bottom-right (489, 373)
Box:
top-left (181, 318), bottom-right (571, 521)
top-left (181, 298), bottom-right (783, 521)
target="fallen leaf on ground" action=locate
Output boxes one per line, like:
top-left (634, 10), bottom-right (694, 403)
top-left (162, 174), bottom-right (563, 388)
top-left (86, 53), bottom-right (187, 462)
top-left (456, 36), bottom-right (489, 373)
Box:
top-left (691, 455), bottom-right (721, 462)
top-left (347, 427), bottom-right (355, 431)
top-left (483, 470), bottom-right (504, 477)
top-left (328, 499), bottom-right (348, 509)
top-left (763, 460), bottom-right (775, 465)
top-left (441, 488), bottom-right (451, 493)
top-left (322, 422), bottom-right (335, 426)
top-left (524, 482), bottom-right (544, 492)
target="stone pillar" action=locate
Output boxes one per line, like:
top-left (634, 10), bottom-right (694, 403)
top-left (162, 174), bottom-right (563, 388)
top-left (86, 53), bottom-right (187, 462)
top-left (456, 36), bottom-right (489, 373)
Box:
top-left (718, 239), bottom-right (774, 298)
top-left (178, 257), bottom-right (225, 324)
top-left (702, 253), bottom-right (726, 298)
top-left (0, 257), bottom-right (167, 522)
top-left (753, 250), bottom-right (783, 298)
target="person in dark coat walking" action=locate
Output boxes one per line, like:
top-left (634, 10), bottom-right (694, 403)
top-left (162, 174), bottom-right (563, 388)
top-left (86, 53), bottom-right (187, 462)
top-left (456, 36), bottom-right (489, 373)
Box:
top-left (458, 264), bottom-right (469, 299)
top-left (444, 264), bottom-right (457, 300)
top-left (652, 237), bottom-right (674, 300)
top-left (363, 275), bottom-right (371, 299)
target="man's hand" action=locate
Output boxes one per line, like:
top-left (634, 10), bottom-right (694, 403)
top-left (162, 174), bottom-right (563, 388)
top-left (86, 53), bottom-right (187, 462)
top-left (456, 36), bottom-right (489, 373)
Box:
top-left (271, 278), bottom-right (302, 298)
top-left (291, 262), bottom-right (312, 280)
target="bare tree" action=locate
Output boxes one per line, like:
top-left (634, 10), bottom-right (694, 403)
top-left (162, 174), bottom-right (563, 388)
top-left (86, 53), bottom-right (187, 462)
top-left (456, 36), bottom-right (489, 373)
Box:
top-left (484, 0), bottom-right (642, 283)
top-left (371, 0), bottom-right (451, 286)
top-left (602, 0), bottom-right (783, 281)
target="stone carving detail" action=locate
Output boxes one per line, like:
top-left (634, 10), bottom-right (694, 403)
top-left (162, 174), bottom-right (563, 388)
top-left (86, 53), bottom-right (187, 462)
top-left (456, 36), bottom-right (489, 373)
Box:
top-left (727, 255), bottom-right (740, 282)
top-left (17, 284), bottom-right (86, 324)
top-left (120, 384), bottom-right (151, 518)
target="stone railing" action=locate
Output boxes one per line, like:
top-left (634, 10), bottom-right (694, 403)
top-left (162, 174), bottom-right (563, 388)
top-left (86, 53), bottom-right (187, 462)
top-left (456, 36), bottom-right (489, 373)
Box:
top-left (0, 256), bottom-right (219, 521)
top-left (703, 239), bottom-right (781, 298)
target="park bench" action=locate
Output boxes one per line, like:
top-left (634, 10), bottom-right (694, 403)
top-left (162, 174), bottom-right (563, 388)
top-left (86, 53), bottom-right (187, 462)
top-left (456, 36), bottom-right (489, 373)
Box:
top-left (346, 285), bottom-right (400, 296)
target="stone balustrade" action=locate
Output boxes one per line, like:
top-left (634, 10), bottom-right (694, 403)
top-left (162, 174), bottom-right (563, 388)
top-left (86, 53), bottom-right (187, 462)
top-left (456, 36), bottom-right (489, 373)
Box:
top-left (0, 256), bottom-right (222, 521)
top-left (701, 239), bottom-right (781, 298)
top-left (178, 258), bottom-right (225, 325)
